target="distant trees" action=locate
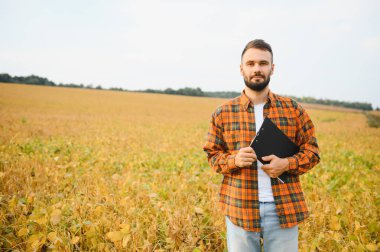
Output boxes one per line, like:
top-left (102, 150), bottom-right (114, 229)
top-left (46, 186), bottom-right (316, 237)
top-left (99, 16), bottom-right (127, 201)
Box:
top-left (0, 73), bottom-right (12, 83)
top-left (109, 87), bottom-right (124, 91)
top-left (0, 73), bottom-right (95, 90)
top-left (0, 73), bottom-right (55, 86)
top-left (0, 73), bottom-right (374, 111)
top-left (289, 96), bottom-right (373, 111)
top-left (164, 88), bottom-right (176, 94)
top-left (141, 87), bottom-right (204, 96)
top-left (203, 91), bottom-right (241, 98)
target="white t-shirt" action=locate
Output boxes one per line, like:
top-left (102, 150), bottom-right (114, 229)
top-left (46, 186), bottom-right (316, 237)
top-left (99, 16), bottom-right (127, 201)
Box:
top-left (254, 103), bottom-right (275, 202)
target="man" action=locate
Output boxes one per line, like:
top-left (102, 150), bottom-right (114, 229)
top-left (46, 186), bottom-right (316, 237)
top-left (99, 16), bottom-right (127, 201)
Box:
top-left (203, 39), bottom-right (320, 252)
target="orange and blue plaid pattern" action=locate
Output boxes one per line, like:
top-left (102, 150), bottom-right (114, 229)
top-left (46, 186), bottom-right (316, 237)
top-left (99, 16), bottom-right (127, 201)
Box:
top-left (203, 89), bottom-right (320, 231)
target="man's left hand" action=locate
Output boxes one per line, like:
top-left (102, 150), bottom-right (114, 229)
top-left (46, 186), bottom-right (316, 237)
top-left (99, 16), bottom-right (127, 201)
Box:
top-left (261, 155), bottom-right (289, 178)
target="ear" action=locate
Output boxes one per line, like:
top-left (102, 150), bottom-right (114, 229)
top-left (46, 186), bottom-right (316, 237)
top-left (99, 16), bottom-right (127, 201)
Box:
top-left (270, 63), bottom-right (275, 76)
top-left (240, 63), bottom-right (243, 76)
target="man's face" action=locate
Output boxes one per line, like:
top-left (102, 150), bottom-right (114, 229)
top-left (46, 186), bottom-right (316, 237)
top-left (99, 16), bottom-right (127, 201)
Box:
top-left (240, 48), bottom-right (274, 91)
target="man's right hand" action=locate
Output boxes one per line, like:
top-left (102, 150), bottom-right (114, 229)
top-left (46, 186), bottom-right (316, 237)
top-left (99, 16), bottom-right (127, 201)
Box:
top-left (234, 147), bottom-right (257, 168)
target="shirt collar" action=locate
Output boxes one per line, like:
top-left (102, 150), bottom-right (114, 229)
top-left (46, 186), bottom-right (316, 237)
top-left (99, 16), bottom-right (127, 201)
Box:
top-left (240, 89), bottom-right (276, 111)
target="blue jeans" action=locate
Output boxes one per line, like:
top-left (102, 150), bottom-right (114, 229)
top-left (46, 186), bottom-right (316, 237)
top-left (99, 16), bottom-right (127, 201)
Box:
top-left (226, 202), bottom-right (298, 252)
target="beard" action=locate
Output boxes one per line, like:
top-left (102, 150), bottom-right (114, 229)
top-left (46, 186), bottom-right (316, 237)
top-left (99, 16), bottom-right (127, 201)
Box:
top-left (244, 75), bottom-right (271, 91)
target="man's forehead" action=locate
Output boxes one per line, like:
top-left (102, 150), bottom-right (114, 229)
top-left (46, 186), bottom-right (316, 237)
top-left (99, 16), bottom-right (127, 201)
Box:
top-left (242, 48), bottom-right (272, 62)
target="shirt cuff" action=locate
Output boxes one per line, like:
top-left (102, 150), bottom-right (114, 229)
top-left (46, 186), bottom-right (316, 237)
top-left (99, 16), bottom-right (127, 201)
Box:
top-left (227, 154), bottom-right (238, 171)
top-left (286, 156), bottom-right (298, 171)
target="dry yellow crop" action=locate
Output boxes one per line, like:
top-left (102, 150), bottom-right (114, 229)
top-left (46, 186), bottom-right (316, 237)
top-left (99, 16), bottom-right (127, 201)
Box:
top-left (0, 83), bottom-right (379, 251)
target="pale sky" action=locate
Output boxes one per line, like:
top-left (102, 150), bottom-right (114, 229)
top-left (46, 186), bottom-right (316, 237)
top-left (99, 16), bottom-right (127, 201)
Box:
top-left (1, 0), bottom-right (379, 108)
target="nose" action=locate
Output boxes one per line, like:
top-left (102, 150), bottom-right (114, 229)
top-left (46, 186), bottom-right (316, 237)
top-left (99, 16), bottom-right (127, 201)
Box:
top-left (252, 63), bottom-right (263, 72)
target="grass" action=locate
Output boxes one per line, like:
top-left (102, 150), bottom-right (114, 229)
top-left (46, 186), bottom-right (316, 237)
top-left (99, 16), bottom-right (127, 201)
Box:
top-left (364, 112), bottom-right (380, 128)
top-left (0, 83), bottom-right (379, 251)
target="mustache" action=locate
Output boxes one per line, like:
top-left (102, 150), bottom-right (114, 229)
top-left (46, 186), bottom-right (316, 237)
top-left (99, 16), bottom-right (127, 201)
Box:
top-left (252, 74), bottom-right (265, 78)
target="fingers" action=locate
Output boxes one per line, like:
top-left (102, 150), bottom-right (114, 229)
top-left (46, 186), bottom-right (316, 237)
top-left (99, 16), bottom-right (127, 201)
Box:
top-left (261, 167), bottom-right (276, 178)
top-left (240, 152), bottom-right (256, 158)
top-left (261, 164), bottom-right (280, 178)
top-left (262, 154), bottom-right (276, 161)
top-left (236, 156), bottom-right (255, 167)
top-left (240, 146), bottom-right (254, 153)
top-left (261, 164), bottom-right (269, 171)
top-left (240, 162), bottom-right (254, 167)
top-left (241, 157), bottom-right (255, 163)
top-left (235, 147), bottom-right (258, 168)
top-left (261, 164), bottom-right (273, 172)
top-left (239, 147), bottom-right (256, 158)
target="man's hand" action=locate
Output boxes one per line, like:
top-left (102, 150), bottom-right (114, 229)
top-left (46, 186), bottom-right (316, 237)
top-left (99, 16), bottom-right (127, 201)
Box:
top-left (261, 155), bottom-right (289, 178)
top-left (234, 147), bottom-right (257, 168)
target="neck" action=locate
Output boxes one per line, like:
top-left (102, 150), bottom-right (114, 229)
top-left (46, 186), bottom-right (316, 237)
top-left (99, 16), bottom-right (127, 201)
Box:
top-left (244, 86), bottom-right (269, 105)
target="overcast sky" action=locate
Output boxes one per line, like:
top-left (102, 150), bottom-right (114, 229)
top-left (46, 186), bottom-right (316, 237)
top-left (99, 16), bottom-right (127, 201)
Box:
top-left (1, 0), bottom-right (379, 108)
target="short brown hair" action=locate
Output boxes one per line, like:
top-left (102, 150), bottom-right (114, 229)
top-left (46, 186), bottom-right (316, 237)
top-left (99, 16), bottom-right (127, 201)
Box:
top-left (241, 39), bottom-right (273, 62)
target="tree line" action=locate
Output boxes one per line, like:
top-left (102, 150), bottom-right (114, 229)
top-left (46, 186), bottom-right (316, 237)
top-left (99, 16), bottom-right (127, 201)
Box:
top-left (0, 73), bottom-right (374, 111)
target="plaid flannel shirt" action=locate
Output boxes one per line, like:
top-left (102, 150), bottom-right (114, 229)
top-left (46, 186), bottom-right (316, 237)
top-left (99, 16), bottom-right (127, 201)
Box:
top-left (203, 89), bottom-right (320, 231)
